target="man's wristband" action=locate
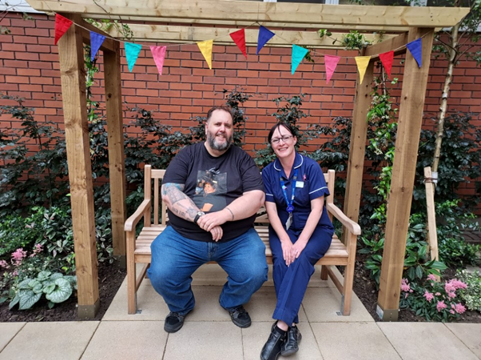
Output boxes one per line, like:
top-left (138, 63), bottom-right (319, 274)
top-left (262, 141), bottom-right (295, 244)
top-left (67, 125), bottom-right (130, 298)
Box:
top-left (194, 211), bottom-right (205, 224)
top-left (226, 207), bottom-right (234, 221)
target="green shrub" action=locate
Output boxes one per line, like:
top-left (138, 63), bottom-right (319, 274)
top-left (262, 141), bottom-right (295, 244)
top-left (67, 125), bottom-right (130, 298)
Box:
top-left (456, 269), bottom-right (481, 312)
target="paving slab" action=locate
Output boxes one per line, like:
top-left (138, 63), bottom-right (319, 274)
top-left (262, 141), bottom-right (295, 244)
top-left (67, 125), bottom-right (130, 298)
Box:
top-left (311, 322), bottom-right (401, 360)
top-left (243, 321), bottom-right (323, 360)
top-left (302, 286), bottom-right (374, 322)
top-left (445, 323), bottom-right (481, 358)
top-left (378, 322), bottom-right (479, 360)
top-left (80, 321), bottom-right (167, 360)
top-left (0, 321), bottom-right (99, 360)
top-left (163, 321), bottom-right (243, 360)
top-left (0, 323), bottom-right (25, 352)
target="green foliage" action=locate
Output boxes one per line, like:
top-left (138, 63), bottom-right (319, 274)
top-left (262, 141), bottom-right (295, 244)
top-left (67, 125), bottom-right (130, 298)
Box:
top-left (317, 29), bottom-right (371, 50)
top-left (8, 271), bottom-right (76, 310)
top-left (456, 269), bottom-right (481, 312)
top-left (399, 275), bottom-right (468, 322)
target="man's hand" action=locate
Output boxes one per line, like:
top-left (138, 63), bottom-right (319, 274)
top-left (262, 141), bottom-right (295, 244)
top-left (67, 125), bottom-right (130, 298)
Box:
top-left (210, 225), bottom-right (223, 242)
top-left (197, 209), bottom-right (231, 233)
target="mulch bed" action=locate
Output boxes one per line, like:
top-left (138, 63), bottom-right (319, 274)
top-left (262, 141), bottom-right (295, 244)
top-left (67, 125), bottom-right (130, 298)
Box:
top-left (0, 261), bottom-right (126, 322)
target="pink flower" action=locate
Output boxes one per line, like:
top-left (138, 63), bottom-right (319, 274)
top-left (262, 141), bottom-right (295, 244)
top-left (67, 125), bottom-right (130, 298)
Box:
top-left (455, 303), bottom-right (466, 314)
top-left (0, 260), bottom-right (9, 269)
top-left (447, 291), bottom-right (456, 299)
top-left (444, 281), bottom-right (456, 294)
top-left (450, 310), bottom-right (455, 314)
top-left (435, 292), bottom-right (441, 296)
top-left (437, 301), bottom-right (447, 312)
top-left (427, 274), bottom-right (437, 282)
top-left (450, 279), bottom-right (467, 290)
top-left (423, 291), bottom-right (434, 302)
top-left (11, 248), bottom-right (27, 266)
top-left (30, 244), bottom-right (43, 257)
top-left (401, 279), bottom-right (410, 292)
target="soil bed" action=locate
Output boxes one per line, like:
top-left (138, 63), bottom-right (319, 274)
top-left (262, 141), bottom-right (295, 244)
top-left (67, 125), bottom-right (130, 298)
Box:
top-left (0, 261), bottom-right (126, 322)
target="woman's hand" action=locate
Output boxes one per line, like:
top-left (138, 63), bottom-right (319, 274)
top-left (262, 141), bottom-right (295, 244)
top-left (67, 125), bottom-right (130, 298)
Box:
top-left (291, 239), bottom-right (308, 260)
top-left (281, 238), bottom-right (295, 266)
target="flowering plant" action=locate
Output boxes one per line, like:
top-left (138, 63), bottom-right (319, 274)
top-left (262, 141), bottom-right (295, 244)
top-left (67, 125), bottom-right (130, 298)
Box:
top-left (399, 274), bottom-right (468, 322)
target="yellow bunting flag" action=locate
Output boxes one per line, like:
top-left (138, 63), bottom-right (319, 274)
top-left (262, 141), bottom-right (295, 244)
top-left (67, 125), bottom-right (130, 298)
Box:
top-left (354, 56), bottom-right (371, 84)
top-left (197, 40), bottom-right (214, 70)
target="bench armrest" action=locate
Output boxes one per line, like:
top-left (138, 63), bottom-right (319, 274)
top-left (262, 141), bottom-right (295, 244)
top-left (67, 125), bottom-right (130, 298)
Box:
top-left (326, 203), bottom-right (361, 236)
top-left (124, 199), bottom-right (151, 232)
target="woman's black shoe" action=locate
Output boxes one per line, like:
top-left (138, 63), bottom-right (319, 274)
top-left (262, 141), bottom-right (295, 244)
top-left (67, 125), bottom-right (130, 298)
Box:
top-left (281, 325), bottom-right (302, 356)
top-left (260, 325), bottom-right (286, 360)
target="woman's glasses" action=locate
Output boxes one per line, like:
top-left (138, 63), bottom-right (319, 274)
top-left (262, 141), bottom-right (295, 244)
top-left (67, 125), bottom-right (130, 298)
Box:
top-left (271, 135), bottom-right (293, 144)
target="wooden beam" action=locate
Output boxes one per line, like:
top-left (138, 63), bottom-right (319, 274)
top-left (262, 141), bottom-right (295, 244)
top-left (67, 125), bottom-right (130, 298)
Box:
top-left (27, 1), bottom-right (470, 28)
top-left (424, 167), bottom-right (439, 262)
top-left (57, 13), bottom-right (99, 319)
top-left (106, 24), bottom-right (395, 48)
top-left (343, 56), bottom-right (373, 229)
top-left (85, 15), bottom-right (416, 32)
top-left (377, 27), bottom-right (435, 321)
top-left (104, 41), bottom-right (127, 267)
top-left (364, 32), bottom-right (409, 60)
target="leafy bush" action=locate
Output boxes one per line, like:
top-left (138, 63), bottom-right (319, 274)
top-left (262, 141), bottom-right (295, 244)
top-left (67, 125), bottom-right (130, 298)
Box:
top-left (456, 269), bottom-right (481, 312)
top-left (8, 271), bottom-right (76, 310)
top-left (400, 275), bottom-right (468, 322)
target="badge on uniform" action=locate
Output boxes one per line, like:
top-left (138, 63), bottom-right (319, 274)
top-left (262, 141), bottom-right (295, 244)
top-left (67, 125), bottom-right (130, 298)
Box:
top-left (296, 181), bottom-right (304, 188)
top-left (286, 213), bottom-right (292, 230)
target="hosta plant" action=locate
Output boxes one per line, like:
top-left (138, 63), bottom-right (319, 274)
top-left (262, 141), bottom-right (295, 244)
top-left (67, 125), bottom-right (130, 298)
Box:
top-left (9, 271), bottom-right (77, 310)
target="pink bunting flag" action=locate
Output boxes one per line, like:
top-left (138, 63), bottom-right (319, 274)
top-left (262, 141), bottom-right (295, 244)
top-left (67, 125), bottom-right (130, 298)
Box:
top-left (54, 14), bottom-right (73, 45)
top-left (379, 51), bottom-right (394, 79)
top-left (324, 55), bottom-right (340, 84)
top-left (150, 46), bottom-right (167, 76)
top-left (230, 29), bottom-right (247, 59)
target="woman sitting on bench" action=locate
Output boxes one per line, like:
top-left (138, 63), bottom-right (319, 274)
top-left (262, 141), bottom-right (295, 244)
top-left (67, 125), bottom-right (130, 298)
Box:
top-left (260, 122), bottom-right (334, 360)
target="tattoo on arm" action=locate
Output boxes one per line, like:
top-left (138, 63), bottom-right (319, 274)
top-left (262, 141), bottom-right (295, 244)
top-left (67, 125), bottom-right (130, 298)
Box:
top-left (162, 183), bottom-right (199, 221)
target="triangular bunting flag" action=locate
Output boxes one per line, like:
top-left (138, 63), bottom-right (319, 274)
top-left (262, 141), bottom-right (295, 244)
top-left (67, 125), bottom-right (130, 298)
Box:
top-left (291, 45), bottom-right (309, 75)
top-left (257, 26), bottom-right (275, 55)
top-left (90, 31), bottom-right (106, 62)
top-left (54, 14), bottom-right (73, 45)
top-left (150, 46), bottom-right (167, 76)
top-left (407, 38), bottom-right (422, 68)
top-left (355, 56), bottom-right (371, 84)
top-left (379, 51), bottom-right (394, 79)
top-left (324, 55), bottom-right (341, 84)
top-left (125, 42), bottom-right (142, 72)
top-left (230, 29), bottom-right (247, 59)
top-left (197, 40), bottom-right (214, 69)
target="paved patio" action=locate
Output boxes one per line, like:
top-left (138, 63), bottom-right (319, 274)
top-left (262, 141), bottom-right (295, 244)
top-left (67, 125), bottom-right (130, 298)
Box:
top-left (1, 264), bottom-right (480, 360)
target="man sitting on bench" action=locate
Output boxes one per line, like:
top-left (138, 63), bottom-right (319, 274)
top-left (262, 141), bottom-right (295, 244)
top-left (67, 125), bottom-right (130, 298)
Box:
top-left (147, 105), bottom-right (268, 333)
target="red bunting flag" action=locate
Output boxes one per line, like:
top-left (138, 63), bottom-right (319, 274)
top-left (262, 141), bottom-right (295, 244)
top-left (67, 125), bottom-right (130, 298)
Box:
top-left (230, 29), bottom-right (247, 59)
top-left (379, 51), bottom-right (394, 79)
top-left (54, 14), bottom-right (73, 45)
top-left (324, 55), bottom-right (341, 84)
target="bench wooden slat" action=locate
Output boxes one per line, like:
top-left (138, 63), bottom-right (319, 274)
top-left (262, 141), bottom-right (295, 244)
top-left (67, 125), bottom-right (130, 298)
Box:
top-left (125, 165), bottom-right (360, 316)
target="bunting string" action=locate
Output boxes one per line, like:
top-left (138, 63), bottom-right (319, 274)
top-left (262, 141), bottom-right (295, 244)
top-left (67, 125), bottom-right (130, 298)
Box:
top-left (52, 13), bottom-right (427, 80)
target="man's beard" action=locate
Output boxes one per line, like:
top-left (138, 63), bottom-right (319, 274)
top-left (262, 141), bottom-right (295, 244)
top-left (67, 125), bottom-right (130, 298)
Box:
top-left (207, 131), bottom-right (233, 151)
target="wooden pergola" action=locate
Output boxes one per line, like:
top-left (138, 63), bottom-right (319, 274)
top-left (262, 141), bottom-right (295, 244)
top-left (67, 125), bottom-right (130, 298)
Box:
top-left (27, 0), bottom-right (468, 320)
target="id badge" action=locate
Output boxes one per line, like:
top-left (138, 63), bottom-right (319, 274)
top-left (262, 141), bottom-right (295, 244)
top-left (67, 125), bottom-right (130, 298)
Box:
top-left (286, 213), bottom-right (292, 230)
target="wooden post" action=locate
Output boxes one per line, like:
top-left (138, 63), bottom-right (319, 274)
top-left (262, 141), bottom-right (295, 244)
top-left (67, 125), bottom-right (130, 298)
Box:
top-left (342, 54), bottom-right (373, 232)
top-left (424, 167), bottom-right (439, 262)
top-left (377, 27), bottom-right (434, 321)
top-left (57, 13), bottom-right (99, 319)
top-left (104, 43), bottom-right (127, 268)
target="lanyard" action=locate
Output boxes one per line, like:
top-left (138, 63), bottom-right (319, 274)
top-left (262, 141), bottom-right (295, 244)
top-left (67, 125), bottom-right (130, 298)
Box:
top-left (280, 169), bottom-right (298, 213)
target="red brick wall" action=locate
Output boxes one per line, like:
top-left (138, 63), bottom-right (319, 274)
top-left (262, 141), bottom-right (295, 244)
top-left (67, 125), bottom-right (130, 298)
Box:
top-left (1, 12), bottom-right (480, 206)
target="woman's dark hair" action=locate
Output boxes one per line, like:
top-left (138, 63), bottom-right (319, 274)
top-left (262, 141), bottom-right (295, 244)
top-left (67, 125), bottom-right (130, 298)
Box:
top-left (267, 122), bottom-right (296, 143)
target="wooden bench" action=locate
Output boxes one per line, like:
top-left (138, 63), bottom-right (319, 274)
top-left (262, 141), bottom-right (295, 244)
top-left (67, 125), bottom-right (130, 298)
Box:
top-left (125, 165), bottom-right (361, 315)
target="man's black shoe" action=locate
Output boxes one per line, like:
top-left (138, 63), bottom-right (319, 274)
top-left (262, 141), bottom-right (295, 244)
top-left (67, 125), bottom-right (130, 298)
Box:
top-left (281, 325), bottom-right (302, 356)
top-left (164, 311), bottom-right (189, 333)
top-left (228, 305), bottom-right (251, 328)
top-left (260, 325), bottom-right (286, 360)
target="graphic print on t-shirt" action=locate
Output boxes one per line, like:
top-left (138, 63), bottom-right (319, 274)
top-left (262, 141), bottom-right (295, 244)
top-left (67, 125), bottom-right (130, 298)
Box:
top-left (193, 169), bottom-right (227, 213)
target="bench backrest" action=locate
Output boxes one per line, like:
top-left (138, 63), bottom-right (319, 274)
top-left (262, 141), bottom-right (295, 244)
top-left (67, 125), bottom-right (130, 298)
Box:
top-left (143, 165), bottom-right (335, 227)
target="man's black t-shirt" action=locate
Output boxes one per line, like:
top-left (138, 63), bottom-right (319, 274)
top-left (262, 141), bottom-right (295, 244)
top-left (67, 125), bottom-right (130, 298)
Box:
top-left (163, 142), bottom-right (264, 242)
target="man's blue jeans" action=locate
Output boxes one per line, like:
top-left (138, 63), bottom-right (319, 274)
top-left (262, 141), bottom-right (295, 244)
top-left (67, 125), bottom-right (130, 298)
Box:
top-left (147, 226), bottom-right (268, 315)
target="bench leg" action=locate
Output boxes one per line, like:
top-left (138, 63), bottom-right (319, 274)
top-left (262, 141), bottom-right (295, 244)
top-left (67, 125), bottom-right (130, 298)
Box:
top-left (320, 265), bottom-right (328, 280)
top-left (126, 232), bottom-right (137, 314)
